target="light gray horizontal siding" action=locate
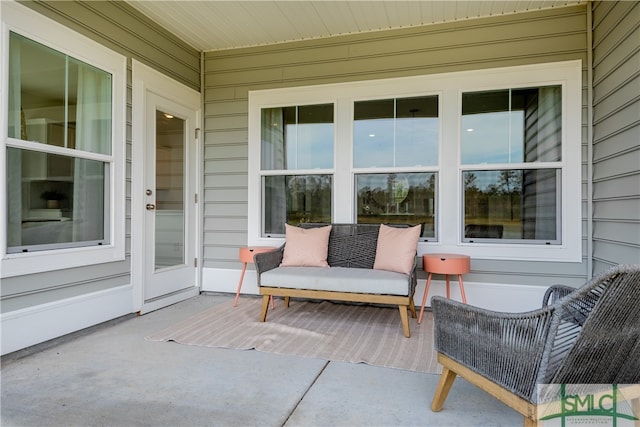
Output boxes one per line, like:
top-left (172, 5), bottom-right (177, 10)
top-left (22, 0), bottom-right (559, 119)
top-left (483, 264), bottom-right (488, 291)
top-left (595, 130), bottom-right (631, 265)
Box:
top-left (2, 1), bottom-right (200, 313)
top-left (205, 145), bottom-right (247, 162)
top-left (591, 1), bottom-right (640, 272)
top-left (593, 199), bottom-right (640, 222)
top-left (202, 5), bottom-right (590, 287)
top-left (203, 7), bottom-right (587, 94)
top-left (593, 174), bottom-right (640, 200)
top-left (204, 173), bottom-right (247, 188)
top-left (204, 202), bottom-right (247, 217)
top-left (204, 160), bottom-right (247, 175)
top-left (592, 221), bottom-right (640, 248)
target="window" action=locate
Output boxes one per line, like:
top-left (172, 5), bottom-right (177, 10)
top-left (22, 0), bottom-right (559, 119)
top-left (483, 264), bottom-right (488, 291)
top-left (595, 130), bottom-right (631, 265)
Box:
top-left (249, 61), bottom-right (581, 261)
top-left (2, 2), bottom-right (126, 276)
top-left (7, 32), bottom-right (112, 252)
top-left (353, 95), bottom-right (438, 239)
top-left (356, 172), bottom-right (437, 238)
top-left (260, 104), bottom-right (334, 236)
top-left (461, 87), bottom-right (562, 243)
top-left (353, 96), bottom-right (438, 168)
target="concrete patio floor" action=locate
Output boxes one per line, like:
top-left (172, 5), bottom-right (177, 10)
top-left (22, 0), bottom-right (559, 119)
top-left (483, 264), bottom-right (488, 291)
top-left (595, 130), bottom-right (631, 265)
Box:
top-left (1, 293), bottom-right (522, 426)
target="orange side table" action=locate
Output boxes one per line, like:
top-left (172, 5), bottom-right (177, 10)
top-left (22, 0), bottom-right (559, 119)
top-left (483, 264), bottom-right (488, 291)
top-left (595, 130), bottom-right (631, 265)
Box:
top-left (235, 246), bottom-right (277, 307)
top-left (418, 253), bottom-right (471, 324)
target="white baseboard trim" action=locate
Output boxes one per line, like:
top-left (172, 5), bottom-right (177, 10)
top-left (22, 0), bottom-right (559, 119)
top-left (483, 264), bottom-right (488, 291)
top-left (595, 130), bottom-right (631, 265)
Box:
top-left (1, 284), bottom-right (134, 355)
top-left (414, 278), bottom-right (547, 312)
top-left (202, 267), bottom-right (547, 313)
top-left (202, 267), bottom-right (255, 295)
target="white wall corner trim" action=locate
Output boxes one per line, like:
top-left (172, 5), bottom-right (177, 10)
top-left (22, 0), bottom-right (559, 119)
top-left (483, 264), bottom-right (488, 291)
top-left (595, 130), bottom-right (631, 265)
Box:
top-left (1, 284), bottom-right (133, 355)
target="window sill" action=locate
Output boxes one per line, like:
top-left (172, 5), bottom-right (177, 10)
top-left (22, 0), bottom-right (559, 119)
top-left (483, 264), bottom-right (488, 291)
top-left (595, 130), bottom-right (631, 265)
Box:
top-left (419, 241), bottom-right (581, 263)
top-left (1, 244), bottom-right (125, 278)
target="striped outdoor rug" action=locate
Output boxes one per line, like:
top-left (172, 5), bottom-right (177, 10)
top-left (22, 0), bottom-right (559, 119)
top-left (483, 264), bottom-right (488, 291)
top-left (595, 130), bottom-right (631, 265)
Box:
top-left (146, 297), bottom-right (441, 374)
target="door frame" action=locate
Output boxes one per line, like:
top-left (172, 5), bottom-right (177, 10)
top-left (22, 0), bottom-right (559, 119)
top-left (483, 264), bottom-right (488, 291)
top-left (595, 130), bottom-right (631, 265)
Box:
top-left (131, 60), bottom-right (202, 313)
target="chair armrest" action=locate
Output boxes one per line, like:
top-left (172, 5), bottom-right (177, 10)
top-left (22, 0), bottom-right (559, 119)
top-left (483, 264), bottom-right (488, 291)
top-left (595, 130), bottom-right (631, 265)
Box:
top-left (542, 284), bottom-right (576, 306)
top-left (432, 296), bottom-right (554, 402)
top-left (253, 246), bottom-right (284, 285)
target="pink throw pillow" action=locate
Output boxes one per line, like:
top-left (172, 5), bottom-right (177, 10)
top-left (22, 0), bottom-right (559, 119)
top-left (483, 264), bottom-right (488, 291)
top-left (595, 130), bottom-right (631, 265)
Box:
top-left (373, 224), bottom-right (421, 274)
top-left (281, 224), bottom-right (332, 267)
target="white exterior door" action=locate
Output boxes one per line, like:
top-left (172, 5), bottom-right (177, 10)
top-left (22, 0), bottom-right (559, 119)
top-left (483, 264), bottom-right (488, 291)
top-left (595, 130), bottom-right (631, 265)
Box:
top-left (132, 61), bottom-right (200, 313)
top-left (143, 93), bottom-right (197, 300)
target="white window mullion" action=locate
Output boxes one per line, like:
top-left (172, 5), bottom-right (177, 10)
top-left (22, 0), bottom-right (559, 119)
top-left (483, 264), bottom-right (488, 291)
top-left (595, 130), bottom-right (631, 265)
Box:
top-left (334, 97), bottom-right (353, 223)
top-left (438, 89), bottom-right (460, 247)
top-left (65, 55), bottom-right (72, 149)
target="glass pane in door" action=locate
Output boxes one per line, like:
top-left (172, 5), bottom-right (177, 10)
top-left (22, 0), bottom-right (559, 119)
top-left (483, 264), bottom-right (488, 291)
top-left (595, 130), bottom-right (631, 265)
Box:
top-left (154, 110), bottom-right (185, 269)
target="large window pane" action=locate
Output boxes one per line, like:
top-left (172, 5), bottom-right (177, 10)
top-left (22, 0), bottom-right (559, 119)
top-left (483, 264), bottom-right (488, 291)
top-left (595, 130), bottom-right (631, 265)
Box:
top-left (461, 86), bottom-right (561, 164)
top-left (463, 169), bottom-right (559, 242)
top-left (261, 104), bottom-right (333, 170)
top-left (7, 148), bottom-right (107, 252)
top-left (72, 58), bottom-right (113, 155)
top-left (353, 99), bottom-right (394, 167)
top-left (354, 96), bottom-right (438, 168)
top-left (356, 172), bottom-right (436, 239)
top-left (263, 174), bottom-right (332, 236)
top-left (396, 97), bottom-right (439, 167)
top-left (154, 110), bottom-right (185, 269)
top-left (8, 32), bottom-right (112, 155)
top-left (8, 33), bottom-right (65, 144)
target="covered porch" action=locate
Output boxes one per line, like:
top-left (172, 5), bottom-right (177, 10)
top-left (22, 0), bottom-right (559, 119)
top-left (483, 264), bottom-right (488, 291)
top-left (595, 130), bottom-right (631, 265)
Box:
top-left (1, 293), bottom-right (521, 426)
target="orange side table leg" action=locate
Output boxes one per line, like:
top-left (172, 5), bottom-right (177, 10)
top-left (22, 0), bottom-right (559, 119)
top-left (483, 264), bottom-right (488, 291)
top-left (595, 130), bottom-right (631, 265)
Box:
top-left (233, 262), bottom-right (248, 307)
top-left (418, 273), bottom-right (434, 324)
top-left (457, 274), bottom-right (467, 304)
top-left (445, 274), bottom-right (451, 299)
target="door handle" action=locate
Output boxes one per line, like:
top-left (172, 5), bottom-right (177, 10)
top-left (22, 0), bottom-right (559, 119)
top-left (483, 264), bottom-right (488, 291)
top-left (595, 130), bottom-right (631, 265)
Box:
top-left (146, 203), bottom-right (156, 210)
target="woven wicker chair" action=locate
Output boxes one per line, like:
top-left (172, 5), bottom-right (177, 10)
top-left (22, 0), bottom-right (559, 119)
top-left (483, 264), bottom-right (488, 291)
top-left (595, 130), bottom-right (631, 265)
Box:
top-left (430, 264), bottom-right (640, 427)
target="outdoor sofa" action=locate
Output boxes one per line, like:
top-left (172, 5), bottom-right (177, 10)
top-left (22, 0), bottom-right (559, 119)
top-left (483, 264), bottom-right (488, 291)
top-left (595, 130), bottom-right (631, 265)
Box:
top-left (254, 223), bottom-right (421, 337)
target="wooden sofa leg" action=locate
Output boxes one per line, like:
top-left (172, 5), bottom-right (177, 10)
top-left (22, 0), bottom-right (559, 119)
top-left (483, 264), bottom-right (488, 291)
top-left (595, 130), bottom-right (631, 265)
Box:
top-left (398, 305), bottom-right (411, 338)
top-left (259, 295), bottom-right (270, 322)
top-left (408, 298), bottom-right (417, 318)
top-left (523, 416), bottom-right (538, 427)
top-left (284, 296), bottom-right (290, 307)
top-left (431, 366), bottom-right (457, 412)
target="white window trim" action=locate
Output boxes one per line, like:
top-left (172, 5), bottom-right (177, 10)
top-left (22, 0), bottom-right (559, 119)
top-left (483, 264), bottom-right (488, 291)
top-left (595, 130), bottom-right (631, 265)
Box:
top-left (248, 60), bottom-right (582, 262)
top-left (0, 1), bottom-right (126, 277)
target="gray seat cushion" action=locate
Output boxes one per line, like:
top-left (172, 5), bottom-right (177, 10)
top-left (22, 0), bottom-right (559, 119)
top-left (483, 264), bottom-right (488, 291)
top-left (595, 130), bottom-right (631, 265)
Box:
top-left (260, 266), bottom-right (410, 296)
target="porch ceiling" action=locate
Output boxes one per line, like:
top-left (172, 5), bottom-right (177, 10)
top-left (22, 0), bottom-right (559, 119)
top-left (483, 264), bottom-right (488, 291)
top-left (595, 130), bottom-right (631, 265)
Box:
top-left (125, 1), bottom-right (586, 52)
